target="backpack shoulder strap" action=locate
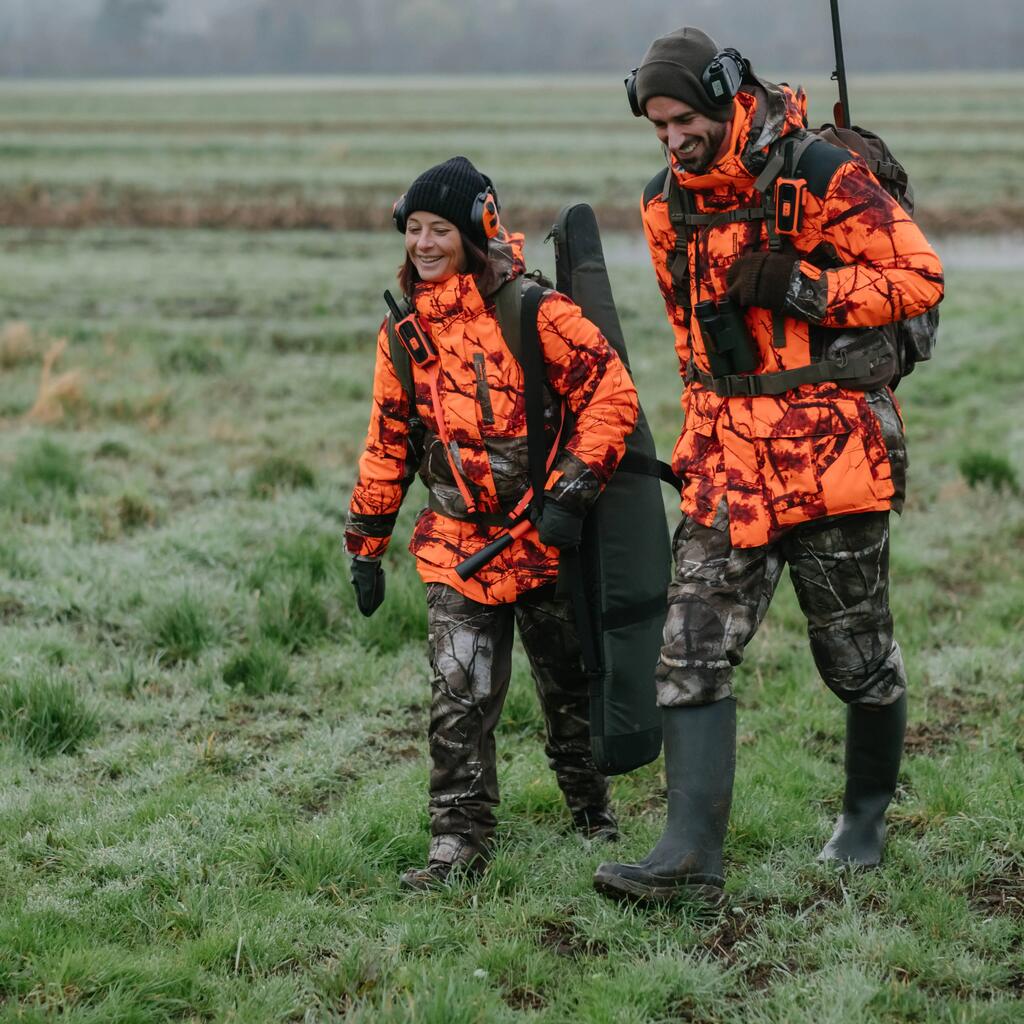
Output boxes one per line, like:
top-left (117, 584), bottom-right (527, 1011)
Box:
top-left (515, 281), bottom-right (549, 511)
top-left (493, 275), bottom-right (525, 366)
top-left (386, 308), bottom-right (414, 402)
top-left (643, 167), bottom-right (671, 208)
top-left (756, 132), bottom-right (852, 200)
top-left (793, 137), bottom-right (853, 199)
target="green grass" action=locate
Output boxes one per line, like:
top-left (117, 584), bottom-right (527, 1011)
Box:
top-left (0, 73), bottom-right (1021, 232)
top-left (0, 77), bottom-right (1021, 1023)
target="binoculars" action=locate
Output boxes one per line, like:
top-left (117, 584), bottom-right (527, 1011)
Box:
top-left (693, 298), bottom-right (757, 378)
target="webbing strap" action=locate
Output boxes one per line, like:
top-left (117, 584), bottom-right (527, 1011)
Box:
top-left (686, 348), bottom-right (877, 397)
top-left (617, 449), bottom-right (681, 490)
top-left (493, 276), bottom-right (523, 364)
top-left (664, 171), bottom-right (692, 316)
top-left (518, 283), bottom-right (549, 514)
top-left (675, 207), bottom-right (767, 228)
top-left (425, 366), bottom-right (478, 513)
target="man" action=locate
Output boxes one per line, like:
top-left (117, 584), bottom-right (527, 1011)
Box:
top-left (594, 27), bottom-right (944, 903)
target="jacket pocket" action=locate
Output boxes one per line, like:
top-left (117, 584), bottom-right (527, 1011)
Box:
top-left (745, 401), bottom-right (857, 524)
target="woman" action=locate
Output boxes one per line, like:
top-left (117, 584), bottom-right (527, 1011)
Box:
top-left (345, 156), bottom-right (639, 889)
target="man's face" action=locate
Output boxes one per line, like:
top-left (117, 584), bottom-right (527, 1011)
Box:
top-left (645, 96), bottom-right (730, 174)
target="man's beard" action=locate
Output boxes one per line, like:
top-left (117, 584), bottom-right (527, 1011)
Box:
top-left (676, 122), bottom-right (729, 174)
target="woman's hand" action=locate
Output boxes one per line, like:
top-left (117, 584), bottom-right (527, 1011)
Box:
top-left (351, 556), bottom-right (386, 617)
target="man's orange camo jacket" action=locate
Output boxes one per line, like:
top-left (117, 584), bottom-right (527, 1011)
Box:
top-left (642, 84), bottom-right (944, 548)
top-left (345, 232), bottom-right (639, 604)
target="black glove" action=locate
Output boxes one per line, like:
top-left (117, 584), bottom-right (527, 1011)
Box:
top-left (725, 251), bottom-right (798, 311)
top-left (533, 499), bottom-right (584, 550)
top-left (350, 557), bottom-right (385, 617)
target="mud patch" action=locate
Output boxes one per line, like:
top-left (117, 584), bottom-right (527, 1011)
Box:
top-left (904, 688), bottom-right (993, 754)
top-left (536, 919), bottom-right (608, 959)
top-left (502, 985), bottom-right (547, 1011)
top-left (969, 865), bottom-right (1024, 919)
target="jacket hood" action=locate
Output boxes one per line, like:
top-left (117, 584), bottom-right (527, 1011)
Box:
top-left (675, 78), bottom-right (807, 191)
top-left (482, 228), bottom-right (527, 296)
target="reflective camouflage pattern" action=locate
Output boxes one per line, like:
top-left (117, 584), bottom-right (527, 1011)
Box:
top-left (640, 83), bottom-right (943, 549)
top-left (425, 582), bottom-right (609, 863)
top-left (345, 230), bottom-right (638, 604)
top-left (657, 507), bottom-right (906, 708)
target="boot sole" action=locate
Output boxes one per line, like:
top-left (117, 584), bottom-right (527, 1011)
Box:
top-left (593, 866), bottom-right (725, 907)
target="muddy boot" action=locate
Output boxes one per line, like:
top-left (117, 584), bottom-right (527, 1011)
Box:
top-left (819, 693), bottom-right (906, 867)
top-left (399, 834), bottom-right (486, 891)
top-left (572, 804), bottom-right (620, 842)
top-left (593, 698), bottom-right (736, 904)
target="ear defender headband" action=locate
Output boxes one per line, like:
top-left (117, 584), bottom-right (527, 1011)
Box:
top-left (392, 187), bottom-right (501, 241)
top-left (624, 47), bottom-right (746, 117)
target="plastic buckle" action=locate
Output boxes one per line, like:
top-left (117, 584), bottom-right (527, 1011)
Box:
top-left (719, 375), bottom-right (760, 398)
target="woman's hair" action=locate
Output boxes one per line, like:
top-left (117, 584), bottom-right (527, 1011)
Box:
top-left (398, 232), bottom-right (501, 298)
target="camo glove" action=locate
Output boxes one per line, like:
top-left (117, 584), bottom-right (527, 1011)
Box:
top-left (533, 498), bottom-right (584, 550)
top-left (725, 251), bottom-right (798, 311)
top-left (350, 556), bottom-right (385, 617)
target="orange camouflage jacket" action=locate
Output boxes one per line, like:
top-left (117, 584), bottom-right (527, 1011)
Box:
top-left (642, 83), bottom-right (944, 548)
top-left (345, 231), bottom-right (639, 604)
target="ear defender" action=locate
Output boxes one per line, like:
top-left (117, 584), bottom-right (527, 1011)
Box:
top-left (471, 189), bottom-right (501, 240)
top-left (701, 48), bottom-right (746, 105)
top-left (624, 68), bottom-right (642, 117)
top-left (625, 47), bottom-right (746, 117)
top-left (392, 193), bottom-right (407, 233)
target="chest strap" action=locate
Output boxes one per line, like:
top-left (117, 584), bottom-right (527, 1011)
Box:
top-left (685, 345), bottom-right (879, 398)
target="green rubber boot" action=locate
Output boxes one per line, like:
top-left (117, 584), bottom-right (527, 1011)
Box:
top-left (593, 698), bottom-right (736, 904)
top-left (819, 693), bottom-right (906, 867)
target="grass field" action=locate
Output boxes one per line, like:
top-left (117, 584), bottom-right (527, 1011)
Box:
top-left (0, 75), bottom-right (1022, 1023)
top-left (0, 73), bottom-right (1022, 233)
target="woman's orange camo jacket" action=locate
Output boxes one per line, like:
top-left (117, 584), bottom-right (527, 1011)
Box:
top-left (345, 231), bottom-right (639, 604)
top-left (642, 85), bottom-right (944, 548)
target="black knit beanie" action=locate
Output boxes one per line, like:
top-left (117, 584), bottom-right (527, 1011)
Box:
top-left (400, 156), bottom-right (493, 249)
top-left (635, 26), bottom-right (735, 122)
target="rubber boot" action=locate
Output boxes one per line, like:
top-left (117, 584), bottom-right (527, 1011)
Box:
top-left (819, 693), bottom-right (906, 867)
top-left (593, 698), bottom-right (736, 904)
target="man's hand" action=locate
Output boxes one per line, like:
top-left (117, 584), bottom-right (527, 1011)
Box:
top-left (350, 556), bottom-right (385, 617)
top-left (534, 499), bottom-right (584, 550)
top-left (725, 251), bottom-right (798, 311)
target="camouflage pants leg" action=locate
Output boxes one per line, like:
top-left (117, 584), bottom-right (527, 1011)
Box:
top-left (656, 511), bottom-right (785, 707)
top-left (425, 583), bottom-right (516, 865)
top-left (783, 511), bottom-right (906, 706)
top-left (514, 585), bottom-right (610, 819)
top-left (656, 509), bottom-right (906, 708)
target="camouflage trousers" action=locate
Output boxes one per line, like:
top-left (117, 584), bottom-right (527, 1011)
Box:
top-left (424, 582), bottom-right (609, 866)
top-left (657, 509), bottom-right (907, 708)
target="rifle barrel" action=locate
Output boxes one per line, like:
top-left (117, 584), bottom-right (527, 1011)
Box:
top-left (830, 0), bottom-right (851, 127)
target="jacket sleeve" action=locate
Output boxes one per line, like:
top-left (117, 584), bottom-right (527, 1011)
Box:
top-left (642, 191), bottom-right (692, 378)
top-left (534, 292), bottom-right (639, 516)
top-left (785, 159), bottom-right (945, 328)
top-left (344, 321), bottom-right (417, 558)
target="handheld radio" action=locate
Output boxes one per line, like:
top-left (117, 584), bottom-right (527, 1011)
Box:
top-left (384, 291), bottom-right (435, 367)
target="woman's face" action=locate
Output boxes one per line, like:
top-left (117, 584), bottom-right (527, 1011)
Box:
top-left (405, 212), bottom-right (467, 283)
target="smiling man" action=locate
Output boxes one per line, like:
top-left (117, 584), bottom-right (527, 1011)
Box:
top-left (593, 27), bottom-right (944, 904)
